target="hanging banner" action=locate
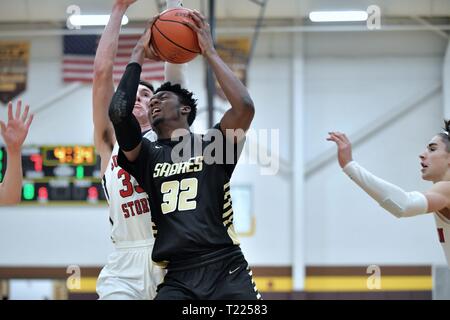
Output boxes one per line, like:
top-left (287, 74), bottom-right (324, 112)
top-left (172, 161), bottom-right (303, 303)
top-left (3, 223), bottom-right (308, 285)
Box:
top-left (0, 41), bottom-right (30, 105)
top-left (214, 37), bottom-right (250, 100)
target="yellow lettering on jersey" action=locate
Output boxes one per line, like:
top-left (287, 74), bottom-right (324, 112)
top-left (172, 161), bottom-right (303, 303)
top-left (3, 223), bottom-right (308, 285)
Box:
top-left (153, 163), bottom-right (162, 178)
top-left (160, 163), bottom-right (171, 177)
top-left (180, 162), bottom-right (190, 174)
top-left (176, 162), bottom-right (185, 175)
top-left (194, 156), bottom-right (203, 172)
top-left (169, 163), bottom-right (180, 176)
top-left (186, 160), bottom-right (194, 173)
top-left (153, 157), bottom-right (205, 178)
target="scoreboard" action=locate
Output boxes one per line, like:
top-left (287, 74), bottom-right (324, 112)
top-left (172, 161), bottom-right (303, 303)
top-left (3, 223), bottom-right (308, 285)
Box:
top-left (0, 145), bottom-right (107, 204)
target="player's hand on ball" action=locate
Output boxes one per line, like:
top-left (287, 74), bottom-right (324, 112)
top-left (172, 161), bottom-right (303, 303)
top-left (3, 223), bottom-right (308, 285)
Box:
top-left (0, 100), bottom-right (33, 153)
top-left (327, 131), bottom-right (353, 168)
top-left (187, 9), bottom-right (216, 57)
top-left (141, 16), bottom-right (162, 61)
top-left (144, 44), bottom-right (162, 62)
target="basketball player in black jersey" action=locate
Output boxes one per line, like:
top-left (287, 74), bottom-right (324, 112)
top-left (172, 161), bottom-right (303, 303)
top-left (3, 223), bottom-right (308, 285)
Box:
top-left (108, 10), bottom-right (260, 300)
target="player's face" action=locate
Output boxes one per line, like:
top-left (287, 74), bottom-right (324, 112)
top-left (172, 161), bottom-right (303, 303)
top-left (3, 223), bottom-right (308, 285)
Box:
top-left (133, 84), bottom-right (153, 127)
top-left (419, 135), bottom-right (450, 182)
top-left (149, 91), bottom-right (183, 127)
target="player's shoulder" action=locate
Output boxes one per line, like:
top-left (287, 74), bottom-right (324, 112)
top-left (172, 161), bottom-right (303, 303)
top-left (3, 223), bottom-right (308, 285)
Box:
top-left (430, 181), bottom-right (450, 197)
top-left (433, 181), bottom-right (450, 188)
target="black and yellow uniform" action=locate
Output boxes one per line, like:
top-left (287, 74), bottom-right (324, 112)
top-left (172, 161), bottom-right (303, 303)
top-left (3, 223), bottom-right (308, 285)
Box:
top-left (118, 125), bottom-right (261, 300)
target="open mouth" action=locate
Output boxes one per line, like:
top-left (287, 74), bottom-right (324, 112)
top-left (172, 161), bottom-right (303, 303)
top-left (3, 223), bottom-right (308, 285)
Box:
top-left (151, 107), bottom-right (161, 118)
top-left (421, 163), bottom-right (428, 171)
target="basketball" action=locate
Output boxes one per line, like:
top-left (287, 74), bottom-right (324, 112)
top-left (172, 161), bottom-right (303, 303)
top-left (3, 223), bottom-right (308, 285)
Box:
top-left (150, 8), bottom-right (201, 64)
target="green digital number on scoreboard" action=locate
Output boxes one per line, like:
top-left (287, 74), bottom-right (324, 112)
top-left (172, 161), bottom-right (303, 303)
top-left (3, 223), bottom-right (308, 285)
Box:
top-left (0, 145), bottom-right (106, 205)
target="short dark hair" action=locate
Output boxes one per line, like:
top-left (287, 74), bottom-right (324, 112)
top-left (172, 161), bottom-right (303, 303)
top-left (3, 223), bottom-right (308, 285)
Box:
top-left (139, 80), bottom-right (154, 93)
top-left (154, 82), bottom-right (198, 126)
top-left (438, 120), bottom-right (450, 152)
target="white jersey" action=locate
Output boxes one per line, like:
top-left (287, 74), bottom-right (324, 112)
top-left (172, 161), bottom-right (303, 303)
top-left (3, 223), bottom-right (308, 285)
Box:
top-left (102, 131), bottom-right (157, 244)
top-left (434, 212), bottom-right (450, 267)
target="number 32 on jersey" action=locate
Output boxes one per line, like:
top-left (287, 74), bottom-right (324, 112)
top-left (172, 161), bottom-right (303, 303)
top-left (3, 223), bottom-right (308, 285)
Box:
top-left (161, 178), bottom-right (198, 214)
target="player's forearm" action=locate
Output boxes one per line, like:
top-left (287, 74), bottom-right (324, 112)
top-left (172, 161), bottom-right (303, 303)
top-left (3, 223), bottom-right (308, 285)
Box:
top-left (343, 161), bottom-right (428, 218)
top-left (205, 51), bottom-right (254, 120)
top-left (130, 41), bottom-right (145, 67)
top-left (108, 62), bottom-right (142, 152)
top-left (92, 4), bottom-right (127, 152)
top-left (0, 149), bottom-right (22, 205)
top-left (93, 3), bottom-right (128, 76)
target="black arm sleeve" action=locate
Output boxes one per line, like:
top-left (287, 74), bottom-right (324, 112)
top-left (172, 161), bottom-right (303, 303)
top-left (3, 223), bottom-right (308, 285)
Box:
top-left (108, 62), bottom-right (142, 151)
top-left (117, 138), bottom-right (153, 191)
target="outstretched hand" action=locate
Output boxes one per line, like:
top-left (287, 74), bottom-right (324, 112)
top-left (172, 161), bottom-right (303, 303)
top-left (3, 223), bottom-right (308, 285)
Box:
top-left (326, 131), bottom-right (353, 168)
top-left (186, 9), bottom-right (216, 57)
top-left (0, 100), bottom-right (33, 153)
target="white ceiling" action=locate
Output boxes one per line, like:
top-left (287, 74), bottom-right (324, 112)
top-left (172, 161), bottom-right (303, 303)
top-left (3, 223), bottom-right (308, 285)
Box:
top-left (1, 0), bottom-right (450, 23)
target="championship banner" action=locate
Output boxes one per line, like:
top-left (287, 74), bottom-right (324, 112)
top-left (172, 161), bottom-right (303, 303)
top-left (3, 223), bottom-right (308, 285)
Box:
top-left (0, 41), bottom-right (30, 105)
top-left (215, 37), bottom-right (250, 100)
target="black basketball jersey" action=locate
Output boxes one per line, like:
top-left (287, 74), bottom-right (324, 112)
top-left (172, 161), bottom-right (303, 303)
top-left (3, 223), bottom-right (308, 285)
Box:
top-left (118, 123), bottom-right (245, 266)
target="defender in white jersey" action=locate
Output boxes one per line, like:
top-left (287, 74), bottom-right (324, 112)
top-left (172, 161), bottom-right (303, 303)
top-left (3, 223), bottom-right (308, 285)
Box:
top-left (96, 131), bottom-right (163, 299)
top-left (102, 131), bottom-right (156, 244)
top-left (434, 212), bottom-right (450, 265)
top-left (327, 125), bottom-right (450, 267)
top-left (92, 0), bottom-right (186, 299)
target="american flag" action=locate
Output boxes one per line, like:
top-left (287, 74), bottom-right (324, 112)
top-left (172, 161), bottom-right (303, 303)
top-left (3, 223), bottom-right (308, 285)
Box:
top-left (62, 34), bottom-right (165, 83)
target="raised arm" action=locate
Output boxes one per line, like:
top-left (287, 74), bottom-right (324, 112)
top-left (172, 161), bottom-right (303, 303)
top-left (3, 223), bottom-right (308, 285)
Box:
top-left (0, 101), bottom-right (33, 205)
top-left (327, 131), bottom-right (450, 217)
top-left (186, 10), bottom-right (254, 139)
top-left (108, 24), bottom-right (153, 162)
top-left (93, 0), bottom-right (136, 175)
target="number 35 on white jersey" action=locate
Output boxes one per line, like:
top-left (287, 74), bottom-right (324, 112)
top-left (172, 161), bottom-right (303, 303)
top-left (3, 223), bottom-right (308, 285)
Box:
top-left (102, 131), bottom-right (157, 244)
